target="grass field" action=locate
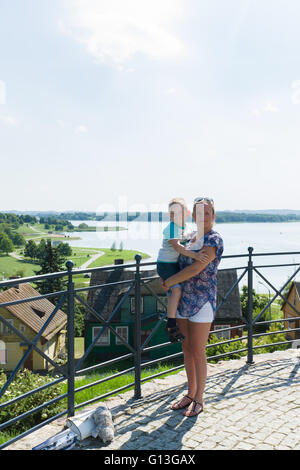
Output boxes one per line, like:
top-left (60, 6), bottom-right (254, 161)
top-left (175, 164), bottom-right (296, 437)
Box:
top-left (0, 245), bottom-right (150, 287)
top-left (0, 254), bottom-right (39, 279)
top-left (63, 360), bottom-right (184, 411)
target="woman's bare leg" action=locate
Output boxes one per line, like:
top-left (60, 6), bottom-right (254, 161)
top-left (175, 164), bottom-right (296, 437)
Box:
top-left (184, 322), bottom-right (212, 416)
top-left (177, 319), bottom-right (197, 398)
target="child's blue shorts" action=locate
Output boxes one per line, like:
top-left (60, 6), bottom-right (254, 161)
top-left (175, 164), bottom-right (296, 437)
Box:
top-left (156, 261), bottom-right (181, 293)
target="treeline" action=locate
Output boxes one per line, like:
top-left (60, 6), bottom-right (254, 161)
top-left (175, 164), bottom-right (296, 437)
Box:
top-left (58, 211), bottom-right (300, 223)
top-left (0, 214), bottom-right (27, 254)
top-left (39, 216), bottom-right (74, 231)
top-left (2, 210), bottom-right (300, 225)
top-left (215, 212), bottom-right (300, 223)
top-left (0, 213), bottom-right (37, 226)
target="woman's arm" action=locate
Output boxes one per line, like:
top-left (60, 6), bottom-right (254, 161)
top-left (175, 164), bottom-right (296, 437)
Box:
top-left (163, 246), bottom-right (217, 289)
top-left (168, 239), bottom-right (210, 263)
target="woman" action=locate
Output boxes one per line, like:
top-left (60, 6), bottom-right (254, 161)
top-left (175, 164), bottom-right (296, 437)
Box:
top-left (160, 197), bottom-right (224, 417)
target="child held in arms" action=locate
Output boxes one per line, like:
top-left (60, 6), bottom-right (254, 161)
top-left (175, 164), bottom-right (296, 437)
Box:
top-left (157, 198), bottom-right (209, 343)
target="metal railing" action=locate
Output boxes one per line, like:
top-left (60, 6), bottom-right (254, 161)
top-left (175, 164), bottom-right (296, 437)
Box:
top-left (0, 247), bottom-right (300, 449)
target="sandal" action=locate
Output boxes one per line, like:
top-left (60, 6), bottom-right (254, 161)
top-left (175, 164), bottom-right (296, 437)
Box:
top-left (165, 325), bottom-right (185, 343)
top-left (183, 400), bottom-right (204, 417)
top-left (171, 395), bottom-right (194, 411)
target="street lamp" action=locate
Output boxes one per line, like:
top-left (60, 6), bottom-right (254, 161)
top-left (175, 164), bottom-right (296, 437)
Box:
top-left (258, 281), bottom-right (272, 322)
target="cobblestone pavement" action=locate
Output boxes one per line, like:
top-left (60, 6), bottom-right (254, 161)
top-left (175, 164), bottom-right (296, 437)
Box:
top-left (5, 349), bottom-right (300, 451)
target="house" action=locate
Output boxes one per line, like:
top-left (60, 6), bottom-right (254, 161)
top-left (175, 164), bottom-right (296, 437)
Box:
top-left (213, 269), bottom-right (244, 339)
top-left (0, 283), bottom-right (67, 371)
top-left (281, 281), bottom-right (300, 340)
top-left (84, 263), bottom-right (243, 363)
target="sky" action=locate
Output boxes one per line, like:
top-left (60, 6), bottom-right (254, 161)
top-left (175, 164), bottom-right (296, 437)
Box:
top-left (0, 0), bottom-right (300, 213)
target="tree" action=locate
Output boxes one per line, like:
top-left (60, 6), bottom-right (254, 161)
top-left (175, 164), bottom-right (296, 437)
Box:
top-left (240, 285), bottom-right (269, 317)
top-left (34, 240), bottom-right (67, 298)
top-left (56, 242), bottom-right (72, 257)
top-left (111, 242), bottom-right (116, 252)
top-left (24, 240), bottom-right (38, 260)
top-left (11, 232), bottom-right (26, 247)
top-left (0, 233), bottom-right (14, 255)
top-left (240, 285), bottom-right (270, 333)
top-left (74, 299), bottom-right (86, 337)
top-left (37, 239), bottom-right (47, 260)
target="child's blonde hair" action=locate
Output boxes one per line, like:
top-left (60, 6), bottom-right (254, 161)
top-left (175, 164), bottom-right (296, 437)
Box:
top-left (168, 198), bottom-right (188, 211)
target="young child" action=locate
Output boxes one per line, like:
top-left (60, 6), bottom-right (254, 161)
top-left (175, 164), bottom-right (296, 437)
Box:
top-left (157, 198), bottom-right (209, 343)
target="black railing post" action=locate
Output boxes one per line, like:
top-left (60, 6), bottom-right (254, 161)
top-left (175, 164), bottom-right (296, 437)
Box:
top-left (134, 254), bottom-right (142, 399)
top-left (66, 260), bottom-right (75, 416)
top-left (247, 247), bottom-right (254, 364)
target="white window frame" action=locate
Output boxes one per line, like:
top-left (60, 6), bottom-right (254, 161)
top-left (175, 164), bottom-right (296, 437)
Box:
top-left (214, 324), bottom-right (231, 340)
top-left (92, 326), bottom-right (110, 346)
top-left (0, 340), bottom-right (7, 364)
top-left (130, 297), bottom-right (144, 314)
top-left (115, 326), bottom-right (129, 345)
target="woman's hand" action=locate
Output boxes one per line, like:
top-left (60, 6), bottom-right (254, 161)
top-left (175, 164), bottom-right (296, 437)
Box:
top-left (162, 246), bottom-right (217, 287)
top-left (159, 277), bottom-right (169, 292)
top-left (195, 249), bottom-right (210, 264)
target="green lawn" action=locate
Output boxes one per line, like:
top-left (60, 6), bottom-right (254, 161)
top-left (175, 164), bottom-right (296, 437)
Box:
top-left (87, 248), bottom-right (149, 268)
top-left (0, 254), bottom-right (39, 280)
top-left (28, 223), bottom-right (127, 233)
top-left (0, 246), bottom-right (150, 287)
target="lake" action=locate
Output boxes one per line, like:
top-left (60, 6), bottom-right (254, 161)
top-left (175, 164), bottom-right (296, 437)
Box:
top-left (65, 220), bottom-right (300, 293)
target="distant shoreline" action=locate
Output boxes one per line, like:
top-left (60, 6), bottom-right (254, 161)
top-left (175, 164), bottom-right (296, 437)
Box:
top-left (2, 210), bottom-right (300, 225)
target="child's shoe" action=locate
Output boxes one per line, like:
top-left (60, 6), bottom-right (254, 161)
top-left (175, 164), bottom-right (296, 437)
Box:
top-left (165, 325), bottom-right (185, 343)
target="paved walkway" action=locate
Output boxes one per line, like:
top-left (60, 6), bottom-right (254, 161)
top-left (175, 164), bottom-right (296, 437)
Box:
top-left (5, 349), bottom-right (300, 451)
top-left (77, 251), bottom-right (105, 270)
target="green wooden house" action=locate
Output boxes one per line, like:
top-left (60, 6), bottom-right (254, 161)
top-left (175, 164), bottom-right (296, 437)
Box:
top-left (84, 263), bottom-right (243, 364)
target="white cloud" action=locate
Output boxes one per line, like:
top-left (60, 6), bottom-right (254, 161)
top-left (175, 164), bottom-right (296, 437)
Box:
top-left (166, 87), bottom-right (176, 94)
top-left (56, 119), bottom-right (69, 128)
top-left (59, 0), bottom-right (184, 67)
top-left (56, 119), bottom-right (88, 134)
top-left (291, 80), bottom-right (300, 104)
top-left (0, 80), bottom-right (6, 105)
top-left (74, 124), bottom-right (88, 134)
top-left (251, 102), bottom-right (280, 116)
top-left (262, 102), bottom-right (279, 113)
top-left (251, 108), bottom-right (261, 116)
top-left (0, 115), bottom-right (16, 126)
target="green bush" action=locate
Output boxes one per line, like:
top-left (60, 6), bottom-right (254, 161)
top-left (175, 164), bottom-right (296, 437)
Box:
top-left (207, 334), bottom-right (246, 362)
top-left (0, 369), bottom-right (65, 434)
top-left (252, 322), bottom-right (289, 354)
top-left (207, 322), bottom-right (289, 363)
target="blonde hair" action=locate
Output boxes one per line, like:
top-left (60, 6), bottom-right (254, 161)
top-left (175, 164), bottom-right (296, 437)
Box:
top-left (168, 198), bottom-right (188, 211)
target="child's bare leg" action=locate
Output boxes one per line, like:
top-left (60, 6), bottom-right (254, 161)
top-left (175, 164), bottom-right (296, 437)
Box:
top-left (167, 287), bottom-right (181, 319)
top-left (165, 287), bottom-right (184, 342)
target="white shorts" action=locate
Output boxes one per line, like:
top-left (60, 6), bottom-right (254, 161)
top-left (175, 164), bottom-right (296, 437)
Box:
top-left (176, 302), bottom-right (214, 323)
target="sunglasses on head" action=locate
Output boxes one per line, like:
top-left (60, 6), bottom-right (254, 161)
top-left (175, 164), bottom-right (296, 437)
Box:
top-left (194, 197), bottom-right (214, 205)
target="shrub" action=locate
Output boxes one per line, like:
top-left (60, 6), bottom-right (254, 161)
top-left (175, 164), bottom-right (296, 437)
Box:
top-left (207, 322), bottom-right (289, 363)
top-left (0, 369), bottom-right (65, 434)
top-left (207, 334), bottom-right (246, 363)
top-left (252, 322), bottom-right (289, 354)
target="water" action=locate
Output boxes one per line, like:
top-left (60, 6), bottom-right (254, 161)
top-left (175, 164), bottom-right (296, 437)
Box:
top-left (65, 220), bottom-right (300, 292)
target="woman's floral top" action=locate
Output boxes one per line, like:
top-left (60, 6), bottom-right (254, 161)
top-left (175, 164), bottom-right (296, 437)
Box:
top-left (177, 230), bottom-right (224, 318)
